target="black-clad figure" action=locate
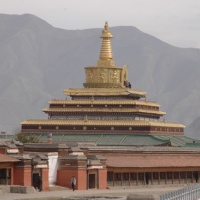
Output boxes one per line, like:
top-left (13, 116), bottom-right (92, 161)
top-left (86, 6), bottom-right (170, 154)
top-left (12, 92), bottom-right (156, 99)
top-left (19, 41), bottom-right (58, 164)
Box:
top-left (71, 176), bottom-right (76, 191)
top-left (38, 176), bottom-right (42, 191)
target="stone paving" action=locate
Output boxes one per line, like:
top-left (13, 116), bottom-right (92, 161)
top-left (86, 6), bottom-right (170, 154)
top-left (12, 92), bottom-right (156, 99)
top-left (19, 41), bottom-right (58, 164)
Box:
top-left (0, 184), bottom-right (188, 200)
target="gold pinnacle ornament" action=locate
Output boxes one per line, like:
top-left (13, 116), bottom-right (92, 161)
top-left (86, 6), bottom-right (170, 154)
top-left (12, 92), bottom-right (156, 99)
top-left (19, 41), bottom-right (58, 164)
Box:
top-left (99, 21), bottom-right (113, 60)
top-left (84, 22), bottom-right (128, 88)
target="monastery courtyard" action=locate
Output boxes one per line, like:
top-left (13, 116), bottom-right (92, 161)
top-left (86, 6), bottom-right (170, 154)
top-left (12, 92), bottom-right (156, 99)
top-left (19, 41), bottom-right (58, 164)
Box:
top-left (0, 184), bottom-right (193, 200)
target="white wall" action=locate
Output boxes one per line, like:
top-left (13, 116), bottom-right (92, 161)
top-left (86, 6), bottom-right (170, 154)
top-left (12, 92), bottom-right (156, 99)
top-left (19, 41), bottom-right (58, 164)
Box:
top-left (47, 152), bottom-right (58, 185)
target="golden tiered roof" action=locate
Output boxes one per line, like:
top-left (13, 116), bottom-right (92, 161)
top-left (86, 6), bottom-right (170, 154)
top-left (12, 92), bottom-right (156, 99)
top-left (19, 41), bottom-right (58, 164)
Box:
top-left (21, 119), bottom-right (185, 128)
top-left (42, 108), bottom-right (166, 116)
top-left (64, 88), bottom-right (146, 97)
top-left (48, 99), bottom-right (159, 107)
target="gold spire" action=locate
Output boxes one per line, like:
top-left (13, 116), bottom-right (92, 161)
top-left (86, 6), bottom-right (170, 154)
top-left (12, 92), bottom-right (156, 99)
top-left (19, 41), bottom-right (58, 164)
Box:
top-left (83, 22), bottom-right (128, 88)
top-left (99, 21), bottom-right (113, 60)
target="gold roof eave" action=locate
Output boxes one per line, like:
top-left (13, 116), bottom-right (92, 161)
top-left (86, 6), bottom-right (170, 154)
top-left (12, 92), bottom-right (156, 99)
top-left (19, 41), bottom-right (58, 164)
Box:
top-left (42, 108), bottom-right (166, 116)
top-left (64, 88), bottom-right (147, 97)
top-left (21, 119), bottom-right (185, 128)
top-left (48, 99), bottom-right (160, 107)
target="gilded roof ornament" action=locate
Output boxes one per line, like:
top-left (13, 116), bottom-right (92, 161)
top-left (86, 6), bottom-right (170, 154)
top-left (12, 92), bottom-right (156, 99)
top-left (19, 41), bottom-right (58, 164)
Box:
top-left (100, 21), bottom-right (113, 39)
top-left (104, 21), bottom-right (108, 30)
top-left (83, 22), bottom-right (128, 88)
top-left (99, 21), bottom-right (113, 61)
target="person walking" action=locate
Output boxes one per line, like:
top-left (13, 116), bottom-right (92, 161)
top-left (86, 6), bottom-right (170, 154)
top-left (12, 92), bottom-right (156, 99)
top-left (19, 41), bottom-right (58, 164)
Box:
top-left (71, 176), bottom-right (76, 191)
top-left (38, 175), bottom-right (42, 192)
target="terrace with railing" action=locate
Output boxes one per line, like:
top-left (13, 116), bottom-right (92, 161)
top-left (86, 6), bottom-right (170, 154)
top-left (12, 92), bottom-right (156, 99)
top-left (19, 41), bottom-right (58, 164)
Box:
top-left (160, 184), bottom-right (200, 200)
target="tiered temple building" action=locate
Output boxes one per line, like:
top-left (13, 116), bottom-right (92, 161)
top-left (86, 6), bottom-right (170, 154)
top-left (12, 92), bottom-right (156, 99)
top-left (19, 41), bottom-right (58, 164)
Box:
top-left (21, 22), bottom-right (185, 137)
top-left (18, 22), bottom-right (200, 190)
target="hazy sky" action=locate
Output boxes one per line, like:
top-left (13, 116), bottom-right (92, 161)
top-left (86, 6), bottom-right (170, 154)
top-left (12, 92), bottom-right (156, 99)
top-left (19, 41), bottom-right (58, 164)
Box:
top-left (1, 0), bottom-right (200, 48)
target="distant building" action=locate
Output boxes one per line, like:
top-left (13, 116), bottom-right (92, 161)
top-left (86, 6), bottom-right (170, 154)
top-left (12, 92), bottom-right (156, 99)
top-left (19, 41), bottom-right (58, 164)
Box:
top-left (18, 22), bottom-right (200, 189)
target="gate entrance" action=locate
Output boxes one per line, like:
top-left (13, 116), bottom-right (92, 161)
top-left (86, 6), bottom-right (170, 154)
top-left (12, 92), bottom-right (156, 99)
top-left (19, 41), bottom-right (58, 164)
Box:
top-left (0, 168), bottom-right (11, 185)
top-left (89, 174), bottom-right (96, 189)
top-left (32, 169), bottom-right (42, 191)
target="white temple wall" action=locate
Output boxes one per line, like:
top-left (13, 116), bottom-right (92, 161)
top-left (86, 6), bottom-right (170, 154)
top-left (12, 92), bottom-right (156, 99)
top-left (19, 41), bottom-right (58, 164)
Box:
top-left (47, 152), bottom-right (58, 185)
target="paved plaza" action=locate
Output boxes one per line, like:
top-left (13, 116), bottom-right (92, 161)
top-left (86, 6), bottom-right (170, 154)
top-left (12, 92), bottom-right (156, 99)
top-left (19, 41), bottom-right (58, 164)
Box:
top-left (0, 184), bottom-right (187, 200)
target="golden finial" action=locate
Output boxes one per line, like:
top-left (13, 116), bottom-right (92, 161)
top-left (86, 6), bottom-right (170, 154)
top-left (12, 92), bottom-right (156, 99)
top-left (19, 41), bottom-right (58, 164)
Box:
top-left (104, 21), bottom-right (108, 30)
top-left (83, 21), bottom-right (128, 88)
top-left (99, 21), bottom-right (113, 61)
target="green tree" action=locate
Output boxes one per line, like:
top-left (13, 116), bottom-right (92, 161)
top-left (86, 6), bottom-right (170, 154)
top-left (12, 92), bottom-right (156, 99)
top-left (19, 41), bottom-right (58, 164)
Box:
top-left (16, 133), bottom-right (39, 143)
